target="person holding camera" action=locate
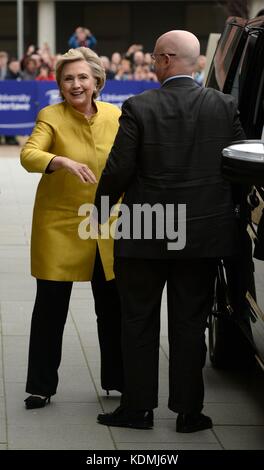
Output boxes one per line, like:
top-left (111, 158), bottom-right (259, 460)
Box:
top-left (68, 26), bottom-right (97, 50)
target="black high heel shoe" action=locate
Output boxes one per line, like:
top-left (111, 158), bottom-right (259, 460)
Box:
top-left (24, 395), bottom-right (51, 410)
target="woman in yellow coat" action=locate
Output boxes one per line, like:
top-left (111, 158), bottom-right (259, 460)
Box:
top-left (21, 47), bottom-right (123, 409)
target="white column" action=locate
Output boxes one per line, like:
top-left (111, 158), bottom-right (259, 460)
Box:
top-left (38, 0), bottom-right (55, 53)
top-left (249, 0), bottom-right (264, 18)
top-left (17, 0), bottom-right (24, 59)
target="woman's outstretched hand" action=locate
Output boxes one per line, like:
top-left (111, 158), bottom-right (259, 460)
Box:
top-left (48, 156), bottom-right (97, 184)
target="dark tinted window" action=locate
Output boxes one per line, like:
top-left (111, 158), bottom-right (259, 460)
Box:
top-left (237, 30), bottom-right (264, 138)
top-left (207, 18), bottom-right (264, 139)
top-left (206, 19), bottom-right (246, 92)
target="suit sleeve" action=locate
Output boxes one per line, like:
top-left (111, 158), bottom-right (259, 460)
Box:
top-left (94, 98), bottom-right (139, 222)
top-left (231, 100), bottom-right (246, 141)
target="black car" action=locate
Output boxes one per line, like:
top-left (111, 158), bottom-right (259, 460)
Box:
top-left (206, 15), bottom-right (264, 371)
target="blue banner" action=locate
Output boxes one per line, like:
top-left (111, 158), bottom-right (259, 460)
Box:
top-left (0, 80), bottom-right (159, 135)
top-left (0, 81), bottom-right (38, 135)
top-left (99, 80), bottom-right (159, 107)
top-left (37, 81), bottom-right (62, 110)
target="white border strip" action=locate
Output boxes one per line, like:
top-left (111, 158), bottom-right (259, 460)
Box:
top-left (0, 123), bottom-right (35, 129)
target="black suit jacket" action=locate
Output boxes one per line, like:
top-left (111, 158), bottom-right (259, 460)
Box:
top-left (95, 77), bottom-right (246, 259)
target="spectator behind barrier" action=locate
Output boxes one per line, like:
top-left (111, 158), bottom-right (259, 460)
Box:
top-left (36, 63), bottom-right (55, 81)
top-left (68, 26), bottom-right (97, 49)
top-left (193, 54), bottom-right (206, 86)
top-left (114, 58), bottom-right (133, 80)
top-left (0, 50), bottom-right (8, 79)
top-left (21, 57), bottom-right (38, 80)
top-left (5, 58), bottom-right (22, 80)
top-left (100, 56), bottom-right (115, 79)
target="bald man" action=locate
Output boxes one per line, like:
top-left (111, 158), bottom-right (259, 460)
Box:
top-left (95, 30), bottom-right (245, 432)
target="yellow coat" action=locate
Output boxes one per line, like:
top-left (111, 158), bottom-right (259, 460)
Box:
top-left (20, 100), bottom-right (121, 281)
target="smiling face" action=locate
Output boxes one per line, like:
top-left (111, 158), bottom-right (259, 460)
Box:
top-left (60, 59), bottom-right (97, 113)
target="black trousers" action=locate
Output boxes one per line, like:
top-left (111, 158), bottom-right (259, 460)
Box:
top-left (26, 251), bottom-right (123, 396)
top-left (114, 257), bottom-right (217, 413)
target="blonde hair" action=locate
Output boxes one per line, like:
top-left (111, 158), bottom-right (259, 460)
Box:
top-left (55, 47), bottom-right (105, 98)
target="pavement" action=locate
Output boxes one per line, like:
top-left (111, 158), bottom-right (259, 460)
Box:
top-left (0, 145), bottom-right (264, 450)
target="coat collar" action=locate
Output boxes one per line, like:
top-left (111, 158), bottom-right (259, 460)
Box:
top-left (161, 76), bottom-right (198, 89)
top-left (64, 100), bottom-right (98, 122)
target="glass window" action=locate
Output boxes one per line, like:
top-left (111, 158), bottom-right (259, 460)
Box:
top-left (206, 19), bottom-right (246, 92)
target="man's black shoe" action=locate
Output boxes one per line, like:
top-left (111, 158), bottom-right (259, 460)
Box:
top-left (176, 412), bottom-right (212, 433)
top-left (97, 406), bottom-right (153, 429)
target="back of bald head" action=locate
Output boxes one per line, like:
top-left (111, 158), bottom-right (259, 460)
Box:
top-left (156, 30), bottom-right (200, 69)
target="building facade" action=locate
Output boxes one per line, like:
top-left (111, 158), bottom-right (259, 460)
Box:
top-left (0, 0), bottom-right (262, 58)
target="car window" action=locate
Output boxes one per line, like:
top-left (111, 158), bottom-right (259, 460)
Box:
top-left (229, 33), bottom-right (259, 106)
top-left (208, 21), bottom-right (264, 139)
top-left (206, 19), bottom-right (246, 92)
top-left (237, 30), bottom-right (264, 138)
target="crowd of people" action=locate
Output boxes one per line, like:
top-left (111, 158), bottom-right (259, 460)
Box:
top-left (0, 26), bottom-right (206, 85)
top-left (0, 27), bottom-right (206, 145)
